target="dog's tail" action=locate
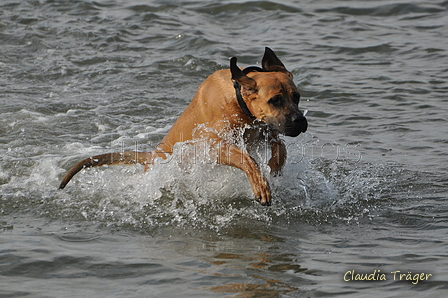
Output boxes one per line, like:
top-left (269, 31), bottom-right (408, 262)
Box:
top-left (58, 151), bottom-right (149, 190)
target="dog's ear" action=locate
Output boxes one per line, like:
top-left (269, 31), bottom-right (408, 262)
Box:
top-left (230, 57), bottom-right (257, 94)
top-left (262, 47), bottom-right (287, 72)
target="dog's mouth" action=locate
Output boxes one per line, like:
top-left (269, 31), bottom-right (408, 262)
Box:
top-left (284, 124), bottom-right (307, 137)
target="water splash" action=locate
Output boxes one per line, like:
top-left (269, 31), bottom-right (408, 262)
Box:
top-left (0, 136), bottom-right (417, 234)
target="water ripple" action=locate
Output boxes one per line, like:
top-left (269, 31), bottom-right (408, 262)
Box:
top-left (1, 0), bottom-right (448, 296)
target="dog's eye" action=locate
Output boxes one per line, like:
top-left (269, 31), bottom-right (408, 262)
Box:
top-left (268, 95), bottom-right (283, 107)
top-left (292, 91), bottom-right (300, 104)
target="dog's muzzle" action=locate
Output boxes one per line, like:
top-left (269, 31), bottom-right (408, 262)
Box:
top-left (284, 113), bottom-right (308, 137)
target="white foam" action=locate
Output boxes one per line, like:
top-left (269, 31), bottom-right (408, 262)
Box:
top-left (1, 133), bottom-right (357, 231)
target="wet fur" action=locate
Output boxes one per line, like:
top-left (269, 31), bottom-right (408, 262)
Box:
top-left (59, 48), bottom-right (307, 206)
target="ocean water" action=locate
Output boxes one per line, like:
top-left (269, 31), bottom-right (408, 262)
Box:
top-left (1, 0), bottom-right (448, 297)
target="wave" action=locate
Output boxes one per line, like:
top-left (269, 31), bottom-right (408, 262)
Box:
top-left (315, 3), bottom-right (446, 17)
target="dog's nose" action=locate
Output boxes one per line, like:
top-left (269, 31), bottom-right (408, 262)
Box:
top-left (293, 114), bottom-right (308, 132)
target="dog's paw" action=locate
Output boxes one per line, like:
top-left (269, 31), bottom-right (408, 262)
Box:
top-left (270, 169), bottom-right (283, 177)
top-left (254, 179), bottom-right (271, 206)
top-left (258, 196), bottom-right (271, 206)
top-left (268, 160), bottom-right (284, 177)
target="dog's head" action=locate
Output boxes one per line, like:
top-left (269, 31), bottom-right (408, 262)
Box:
top-left (230, 47), bottom-right (308, 137)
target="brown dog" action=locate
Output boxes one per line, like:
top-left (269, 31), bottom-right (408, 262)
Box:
top-left (59, 47), bottom-right (307, 206)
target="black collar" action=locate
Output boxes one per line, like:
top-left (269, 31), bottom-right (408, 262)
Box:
top-left (233, 80), bottom-right (256, 121)
top-left (232, 66), bottom-right (264, 121)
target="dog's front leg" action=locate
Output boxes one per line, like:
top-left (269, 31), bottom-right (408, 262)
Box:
top-left (215, 141), bottom-right (271, 206)
top-left (268, 136), bottom-right (287, 176)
